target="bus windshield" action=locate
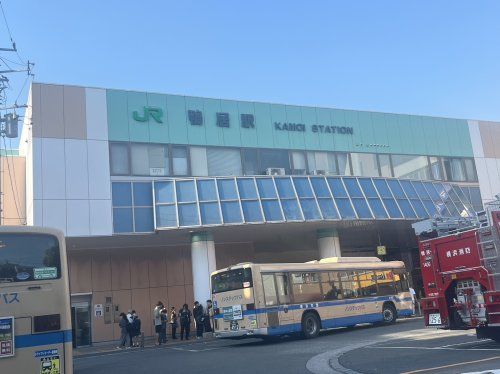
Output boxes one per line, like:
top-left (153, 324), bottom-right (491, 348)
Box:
top-left (212, 268), bottom-right (252, 294)
top-left (0, 233), bottom-right (61, 283)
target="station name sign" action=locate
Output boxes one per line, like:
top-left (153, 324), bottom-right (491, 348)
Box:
top-left (274, 122), bottom-right (354, 135)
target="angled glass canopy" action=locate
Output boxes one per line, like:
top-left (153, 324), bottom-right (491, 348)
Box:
top-left (111, 176), bottom-right (481, 233)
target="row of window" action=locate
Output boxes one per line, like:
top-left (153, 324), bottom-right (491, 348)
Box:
top-left (111, 177), bottom-right (481, 233)
top-left (262, 269), bottom-right (410, 306)
top-left (109, 142), bottom-right (478, 182)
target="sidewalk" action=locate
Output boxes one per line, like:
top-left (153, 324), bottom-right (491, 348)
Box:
top-left (74, 333), bottom-right (215, 358)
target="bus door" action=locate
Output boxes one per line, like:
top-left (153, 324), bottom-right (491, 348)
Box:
top-left (262, 274), bottom-right (280, 328)
top-left (275, 273), bottom-right (294, 325)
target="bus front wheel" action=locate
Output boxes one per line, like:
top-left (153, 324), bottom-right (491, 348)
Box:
top-left (302, 312), bottom-right (320, 339)
top-left (382, 303), bottom-right (397, 324)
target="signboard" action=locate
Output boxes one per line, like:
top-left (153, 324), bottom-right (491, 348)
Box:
top-left (94, 304), bottom-right (103, 318)
top-left (149, 168), bottom-right (166, 176)
top-left (0, 316), bottom-right (14, 358)
top-left (222, 305), bottom-right (243, 321)
top-left (33, 267), bottom-right (57, 280)
top-left (377, 246), bottom-right (387, 256)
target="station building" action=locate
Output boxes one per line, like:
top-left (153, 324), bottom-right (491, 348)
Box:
top-left (13, 82), bottom-right (500, 346)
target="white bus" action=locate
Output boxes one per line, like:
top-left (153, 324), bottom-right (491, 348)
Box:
top-left (211, 257), bottom-right (413, 339)
top-left (0, 226), bottom-right (72, 373)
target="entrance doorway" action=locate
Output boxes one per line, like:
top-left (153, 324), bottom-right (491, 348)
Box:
top-left (71, 298), bottom-right (92, 347)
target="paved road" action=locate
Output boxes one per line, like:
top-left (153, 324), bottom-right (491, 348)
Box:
top-left (73, 318), bottom-right (500, 374)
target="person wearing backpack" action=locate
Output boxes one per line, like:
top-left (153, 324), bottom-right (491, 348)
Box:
top-left (179, 304), bottom-right (191, 340)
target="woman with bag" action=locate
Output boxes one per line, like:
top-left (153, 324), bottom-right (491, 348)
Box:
top-left (169, 306), bottom-right (178, 339)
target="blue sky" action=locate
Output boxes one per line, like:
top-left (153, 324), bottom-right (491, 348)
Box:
top-left (1, 0), bottom-right (500, 131)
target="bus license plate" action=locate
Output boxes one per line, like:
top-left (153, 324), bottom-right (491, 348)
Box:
top-left (230, 321), bottom-right (239, 331)
top-left (429, 313), bottom-right (441, 325)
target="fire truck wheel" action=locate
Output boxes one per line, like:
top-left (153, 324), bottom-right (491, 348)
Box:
top-left (301, 312), bottom-right (320, 339)
top-left (382, 303), bottom-right (397, 324)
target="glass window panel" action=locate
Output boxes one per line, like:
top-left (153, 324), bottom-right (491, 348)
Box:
top-left (281, 199), bottom-right (302, 221)
top-left (358, 178), bottom-right (378, 198)
top-left (351, 153), bottom-right (379, 177)
top-left (197, 179), bottom-right (217, 201)
top-left (464, 159), bottom-right (477, 182)
top-left (447, 185), bottom-right (461, 203)
top-left (112, 182), bottom-right (132, 207)
top-left (256, 178), bottom-right (277, 198)
top-left (293, 177), bottom-right (314, 198)
top-left (382, 198), bottom-right (403, 218)
top-left (176, 180), bottom-right (196, 202)
top-left (443, 158), bottom-right (466, 182)
top-left (337, 153), bottom-right (351, 176)
top-left (327, 153), bottom-right (338, 174)
top-left (237, 178), bottom-right (258, 199)
top-left (242, 149), bottom-right (259, 176)
top-left (396, 199), bottom-right (417, 218)
top-left (275, 177), bottom-right (295, 198)
top-left (149, 144), bottom-right (169, 176)
top-left (130, 143), bottom-right (149, 176)
top-left (392, 154), bottom-right (430, 180)
top-left (378, 154), bottom-right (392, 177)
top-left (207, 148), bottom-right (242, 176)
top-left (429, 156), bottom-right (443, 180)
top-left (452, 185), bottom-right (468, 203)
top-left (327, 177), bottom-right (348, 197)
top-left (190, 146), bottom-right (208, 177)
top-left (110, 143), bottom-right (130, 175)
top-left (373, 179), bottom-right (392, 198)
top-left (300, 198), bottom-right (321, 220)
top-left (387, 179), bottom-right (406, 198)
top-left (469, 187), bottom-right (483, 212)
top-left (423, 182), bottom-right (441, 201)
top-left (306, 152), bottom-right (316, 173)
top-left (221, 201), bottom-right (243, 223)
top-left (351, 198), bottom-right (372, 218)
top-left (133, 182), bottom-right (153, 206)
top-left (367, 198), bottom-right (388, 218)
top-left (310, 177), bottom-right (331, 198)
top-left (217, 179), bottom-right (238, 200)
top-left (259, 149), bottom-right (290, 174)
top-left (399, 180), bottom-right (418, 199)
top-left (412, 181), bottom-right (431, 200)
top-left (291, 151), bottom-right (307, 173)
top-left (200, 202), bottom-right (222, 225)
top-left (261, 200), bottom-right (283, 221)
top-left (113, 207), bottom-right (133, 233)
top-left (172, 145), bottom-right (188, 176)
top-left (156, 205), bottom-right (177, 227)
top-left (409, 199), bottom-right (428, 218)
top-left (178, 203), bottom-right (199, 226)
top-left (423, 200), bottom-right (439, 217)
top-left (292, 273), bottom-right (321, 303)
top-left (343, 178), bottom-right (363, 198)
top-left (335, 198), bottom-right (356, 219)
top-left (241, 200), bottom-right (263, 222)
top-left (317, 199), bottom-right (339, 219)
top-left (155, 181), bottom-right (174, 204)
top-left (134, 207), bottom-right (154, 232)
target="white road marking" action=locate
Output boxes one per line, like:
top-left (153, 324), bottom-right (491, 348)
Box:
top-left (366, 345), bottom-right (500, 351)
top-left (400, 355), bottom-right (500, 374)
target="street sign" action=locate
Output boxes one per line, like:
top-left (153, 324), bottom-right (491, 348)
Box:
top-left (377, 246), bottom-right (387, 256)
top-left (0, 316), bottom-right (14, 358)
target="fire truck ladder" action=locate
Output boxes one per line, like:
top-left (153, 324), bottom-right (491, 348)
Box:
top-left (477, 198), bottom-right (500, 290)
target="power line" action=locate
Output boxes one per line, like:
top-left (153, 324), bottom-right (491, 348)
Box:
top-left (0, 0), bottom-right (25, 64)
top-left (1, 135), bottom-right (23, 223)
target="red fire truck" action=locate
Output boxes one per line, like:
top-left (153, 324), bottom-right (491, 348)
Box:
top-left (412, 199), bottom-right (500, 341)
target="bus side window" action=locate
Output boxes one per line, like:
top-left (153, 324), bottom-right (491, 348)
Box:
top-left (321, 272), bottom-right (341, 300)
top-left (358, 270), bottom-right (377, 297)
top-left (262, 274), bottom-right (278, 306)
top-left (375, 270), bottom-right (396, 296)
top-left (394, 271), bottom-right (410, 293)
top-left (291, 272), bottom-right (321, 303)
top-left (340, 271), bottom-right (359, 299)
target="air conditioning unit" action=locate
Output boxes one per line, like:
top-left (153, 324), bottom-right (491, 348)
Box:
top-left (292, 169), bottom-right (306, 175)
top-left (311, 169), bottom-right (326, 175)
top-left (266, 168), bottom-right (286, 176)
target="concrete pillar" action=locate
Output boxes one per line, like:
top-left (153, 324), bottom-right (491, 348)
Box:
top-left (191, 231), bottom-right (217, 307)
top-left (317, 228), bottom-right (341, 259)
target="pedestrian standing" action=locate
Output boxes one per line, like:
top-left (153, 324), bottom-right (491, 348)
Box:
top-left (204, 300), bottom-right (213, 333)
top-left (170, 306), bottom-right (178, 339)
top-left (131, 311), bottom-right (142, 347)
top-left (127, 310), bottom-right (136, 347)
top-left (193, 301), bottom-right (204, 339)
top-left (117, 313), bottom-right (129, 349)
top-left (179, 304), bottom-right (191, 340)
top-left (160, 308), bottom-right (168, 343)
top-left (153, 301), bottom-right (164, 345)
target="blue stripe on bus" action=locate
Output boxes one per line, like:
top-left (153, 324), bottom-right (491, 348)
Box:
top-left (215, 296), bottom-right (413, 319)
top-left (15, 330), bottom-right (72, 348)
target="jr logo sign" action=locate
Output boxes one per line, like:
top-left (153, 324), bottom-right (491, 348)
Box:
top-left (132, 106), bottom-right (163, 123)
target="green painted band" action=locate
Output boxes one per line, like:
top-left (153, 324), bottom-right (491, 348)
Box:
top-left (316, 228), bottom-right (338, 239)
top-left (191, 232), bottom-right (214, 243)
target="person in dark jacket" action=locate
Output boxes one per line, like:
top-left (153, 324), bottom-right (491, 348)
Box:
top-left (117, 313), bottom-right (129, 349)
top-left (193, 301), bottom-right (204, 339)
top-left (179, 304), bottom-right (191, 340)
top-left (131, 311), bottom-right (142, 347)
top-left (160, 308), bottom-right (168, 343)
top-left (169, 306), bottom-right (178, 339)
top-left (204, 300), bottom-right (213, 333)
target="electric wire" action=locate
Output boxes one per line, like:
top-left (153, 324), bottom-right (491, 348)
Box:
top-left (0, 0), bottom-right (25, 64)
top-left (2, 135), bottom-right (23, 223)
